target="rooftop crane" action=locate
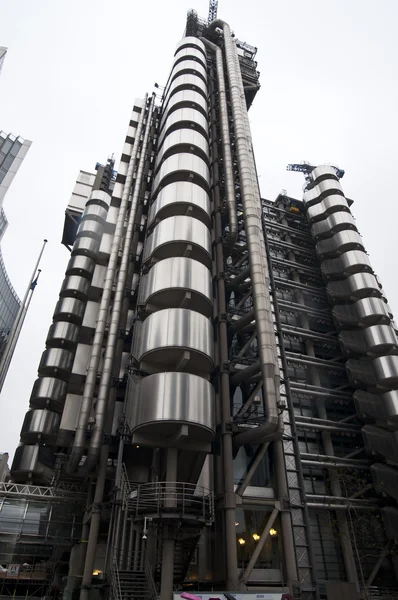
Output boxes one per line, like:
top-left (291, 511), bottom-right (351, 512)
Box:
top-left (208, 0), bottom-right (218, 24)
top-left (287, 162), bottom-right (345, 182)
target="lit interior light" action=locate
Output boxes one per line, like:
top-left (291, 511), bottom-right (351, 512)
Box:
top-left (235, 522), bottom-right (239, 526)
top-left (92, 569), bottom-right (102, 576)
top-left (270, 528), bottom-right (277, 537)
top-left (252, 533), bottom-right (260, 541)
top-left (136, 445), bottom-right (140, 448)
top-left (238, 537), bottom-right (246, 545)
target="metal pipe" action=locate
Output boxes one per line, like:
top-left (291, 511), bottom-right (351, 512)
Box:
top-left (300, 452), bottom-right (369, 466)
top-left (230, 361), bottom-right (260, 385)
top-left (302, 459), bottom-right (369, 471)
top-left (208, 67), bottom-right (238, 590)
top-left (67, 95), bottom-right (148, 474)
top-left (235, 442), bottom-right (269, 497)
top-left (234, 380), bottom-right (262, 420)
top-left (306, 494), bottom-right (379, 505)
top-left (0, 239), bottom-right (47, 393)
top-left (201, 39), bottom-right (237, 249)
top-left (229, 309), bottom-right (255, 333)
top-left (211, 20), bottom-right (280, 446)
top-left (226, 265), bottom-right (251, 291)
top-left (240, 506), bottom-right (279, 582)
top-left (308, 503), bottom-right (379, 511)
top-left (83, 95), bottom-right (155, 473)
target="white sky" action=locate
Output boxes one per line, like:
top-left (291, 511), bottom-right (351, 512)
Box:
top-left (1, 0), bottom-right (398, 460)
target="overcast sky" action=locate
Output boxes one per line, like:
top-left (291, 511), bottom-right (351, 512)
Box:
top-left (1, 0), bottom-right (398, 461)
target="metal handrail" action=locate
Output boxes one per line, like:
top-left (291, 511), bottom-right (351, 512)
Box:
top-left (111, 558), bottom-right (121, 600)
top-left (127, 482), bottom-right (214, 524)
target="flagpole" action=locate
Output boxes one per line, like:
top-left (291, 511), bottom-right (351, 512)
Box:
top-left (0, 239), bottom-right (47, 393)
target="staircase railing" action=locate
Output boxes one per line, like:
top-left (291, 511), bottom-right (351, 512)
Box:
top-left (142, 552), bottom-right (157, 600)
top-left (110, 558), bottom-right (122, 600)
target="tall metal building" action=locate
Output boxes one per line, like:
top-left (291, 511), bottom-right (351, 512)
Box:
top-left (2, 9), bottom-right (398, 600)
top-left (0, 131), bottom-right (31, 359)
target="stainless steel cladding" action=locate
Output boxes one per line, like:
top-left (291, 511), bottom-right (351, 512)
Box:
top-left (169, 59), bottom-right (207, 85)
top-left (306, 195), bottom-right (350, 223)
top-left (82, 202), bottom-right (108, 223)
top-left (138, 257), bottom-right (212, 317)
top-left (46, 321), bottom-right (80, 349)
top-left (354, 390), bottom-right (398, 430)
top-left (53, 297), bottom-right (86, 325)
top-left (38, 348), bottom-right (75, 380)
top-left (20, 409), bottom-right (61, 444)
top-left (164, 74), bottom-right (207, 105)
top-left (316, 230), bottom-right (364, 258)
top-left (71, 236), bottom-right (101, 259)
top-left (132, 308), bottom-right (214, 375)
top-left (371, 463), bottom-right (398, 501)
top-left (76, 218), bottom-right (104, 240)
top-left (321, 250), bottom-right (372, 280)
top-left (161, 90), bottom-right (208, 126)
top-left (158, 109), bottom-right (208, 148)
top-left (303, 179), bottom-right (344, 207)
top-left (152, 154), bottom-right (210, 196)
top-left (60, 275), bottom-right (91, 300)
top-left (148, 181), bottom-right (211, 228)
top-left (311, 165), bottom-right (340, 182)
top-left (312, 212), bottom-right (357, 239)
top-left (11, 444), bottom-right (55, 484)
top-left (339, 324), bottom-right (398, 357)
top-left (155, 129), bottom-right (209, 169)
top-left (333, 297), bottom-right (392, 328)
top-left (362, 425), bottom-right (398, 463)
top-left (66, 255), bottom-right (96, 279)
top-left (346, 355), bottom-right (398, 389)
top-left (327, 273), bottom-right (381, 302)
top-left (174, 36), bottom-right (207, 56)
top-left (143, 215), bottom-right (212, 269)
top-left (29, 377), bottom-right (67, 412)
top-left (126, 372), bottom-right (215, 441)
top-left (86, 189), bottom-right (111, 209)
top-left (173, 46), bottom-right (207, 68)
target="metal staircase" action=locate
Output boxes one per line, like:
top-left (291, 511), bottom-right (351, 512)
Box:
top-left (111, 554), bottom-right (156, 600)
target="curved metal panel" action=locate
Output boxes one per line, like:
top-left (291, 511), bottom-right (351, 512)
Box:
top-left (156, 128), bottom-right (209, 169)
top-left (148, 181), bottom-right (211, 228)
top-left (303, 179), bottom-right (344, 206)
top-left (38, 348), bottom-right (75, 380)
top-left (152, 154), bottom-right (210, 196)
top-left (311, 165), bottom-right (339, 183)
top-left (174, 37), bottom-right (207, 57)
top-left (339, 324), bottom-right (398, 357)
top-left (321, 250), bottom-right (372, 280)
top-left (138, 257), bottom-right (212, 317)
top-left (173, 46), bottom-right (207, 68)
top-left (126, 372), bottom-right (215, 441)
top-left (169, 59), bottom-right (207, 85)
top-left (158, 108), bottom-right (208, 149)
top-left (60, 275), bottom-right (91, 300)
top-left (72, 236), bottom-right (101, 259)
top-left (66, 255), bottom-right (95, 279)
top-left (327, 273), bottom-right (381, 302)
top-left (354, 390), bottom-right (398, 431)
top-left (371, 463), bottom-right (398, 501)
top-left (82, 202), bottom-right (108, 223)
top-left (161, 90), bottom-right (208, 127)
top-left (362, 424), bottom-right (398, 463)
top-left (29, 377), bottom-right (67, 413)
top-left (164, 74), bottom-right (207, 105)
top-left (11, 444), bottom-right (55, 484)
top-left (306, 196), bottom-right (350, 223)
top-left (347, 355), bottom-right (398, 390)
top-left (132, 308), bottom-right (214, 375)
top-left (46, 321), bottom-right (80, 349)
top-left (333, 297), bottom-right (391, 328)
top-left (21, 409), bottom-right (61, 444)
top-left (76, 218), bottom-right (103, 240)
top-left (53, 297), bottom-right (86, 325)
top-left (143, 215), bottom-right (212, 269)
top-left (87, 189), bottom-right (111, 208)
top-left (312, 211), bottom-right (357, 240)
top-left (316, 230), bottom-right (364, 258)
